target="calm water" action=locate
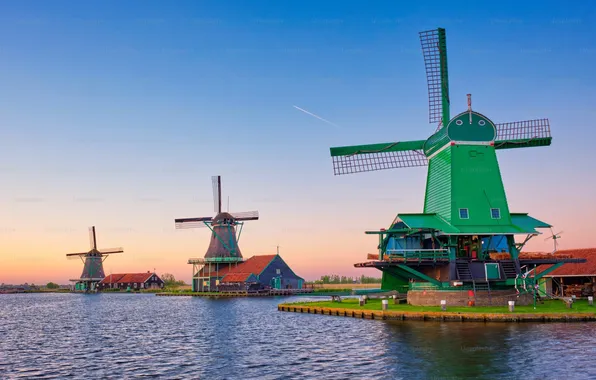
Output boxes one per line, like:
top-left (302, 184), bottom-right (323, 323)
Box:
top-left (1, 293), bottom-right (595, 379)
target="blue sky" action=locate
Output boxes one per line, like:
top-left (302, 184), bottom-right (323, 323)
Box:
top-left (1, 0), bottom-right (595, 283)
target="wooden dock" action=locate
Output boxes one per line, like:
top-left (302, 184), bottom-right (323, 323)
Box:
top-left (277, 304), bottom-right (596, 323)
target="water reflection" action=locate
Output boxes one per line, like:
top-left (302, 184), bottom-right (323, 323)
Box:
top-left (1, 294), bottom-right (595, 379)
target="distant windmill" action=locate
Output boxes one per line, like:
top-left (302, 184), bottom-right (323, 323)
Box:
top-left (176, 175), bottom-right (260, 292)
top-left (66, 226), bottom-right (123, 292)
top-left (545, 228), bottom-right (564, 253)
top-left (175, 175), bottom-right (259, 258)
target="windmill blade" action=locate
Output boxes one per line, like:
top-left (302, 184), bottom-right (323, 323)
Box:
top-left (230, 211), bottom-right (259, 221)
top-left (419, 28), bottom-right (450, 125)
top-left (175, 217), bottom-right (212, 229)
top-left (494, 119), bottom-right (552, 150)
top-left (329, 140), bottom-right (427, 175)
top-left (66, 252), bottom-right (88, 258)
top-left (212, 175), bottom-right (222, 214)
top-left (89, 226), bottom-right (97, 250)
top-left (99, 248), bottom-right (124, 254)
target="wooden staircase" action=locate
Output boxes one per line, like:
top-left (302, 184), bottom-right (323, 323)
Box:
top-left (500, 260), bottom-right (517, 279)
top-left (456, 261), bottom-right (473, 281)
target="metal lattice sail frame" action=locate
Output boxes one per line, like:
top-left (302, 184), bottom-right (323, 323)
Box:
top-left (419, 28), bottom-right (450, 125)
top-left (332, 150), bottom-right (428, 175)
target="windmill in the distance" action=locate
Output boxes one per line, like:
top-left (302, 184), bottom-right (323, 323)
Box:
top-left (545, 229), bottom-right (564, 253)
top-left (175, 175), bottom-right (259, 291)
top-left (66, 226), bottom-right (123, 293)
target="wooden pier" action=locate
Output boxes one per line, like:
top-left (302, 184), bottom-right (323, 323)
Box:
top-left (277, 304), bottom-right (596, 323)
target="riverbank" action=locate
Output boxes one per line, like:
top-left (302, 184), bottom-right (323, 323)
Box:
top-left (156, 289), bottom-right (315, 297)
top-left (278, 298), bottom-right (596, 322)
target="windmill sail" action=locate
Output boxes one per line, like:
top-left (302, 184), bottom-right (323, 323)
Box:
top-left (89, 226), bottom-right (97, 250)
top-left (98, 248), bottom-right (124, 254)
top-left (494, 119), bottom-right (552, 150)
top-left (230, 211), bottom-right (259, 221)
top-left (175, 217), bottom-right (212, 229)
top-left (330, 140), bottom-right (428, 175)
top-left (420, 28), bottom-right (450, 125)
top-left (212, 175), bottom-right (221, 213)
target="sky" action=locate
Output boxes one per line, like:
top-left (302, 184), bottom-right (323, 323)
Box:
top-left (1, 0), bottom-right (595, 284)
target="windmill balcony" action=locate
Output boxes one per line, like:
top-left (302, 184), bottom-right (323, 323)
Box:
top-left (188, 257), bottom-right (244, 265)
top-left (384, 249), bottom-right (450, 262)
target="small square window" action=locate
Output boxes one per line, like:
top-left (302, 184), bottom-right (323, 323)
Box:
top-left (459, 208), bottom-right (469, 219)
top-left (491, 208), bottom-right (501, 219)
top-left (276, 269), bottom-right (281, 275)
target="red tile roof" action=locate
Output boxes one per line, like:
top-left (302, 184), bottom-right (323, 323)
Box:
top-left (228, 255), bottom-right (276, 276)
top-left (100, 272), bottom-right (155, 284)
top-left (533, 248), bottom-right (596, 276)
top-left (196, 255), bottom-right (277, 280)
top-left (221, 273), bottom-right (255, 283)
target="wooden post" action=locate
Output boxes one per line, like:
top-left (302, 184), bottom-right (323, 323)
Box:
top-left (508, 300), bottom-right (515, 312)
top-left (440, 300), bottom-right (447, 311)
top-left (382, 299), bottom-right (388, 311)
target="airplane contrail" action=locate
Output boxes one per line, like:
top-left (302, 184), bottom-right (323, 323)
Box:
top-left (293, 105), bottom-right (339, 128)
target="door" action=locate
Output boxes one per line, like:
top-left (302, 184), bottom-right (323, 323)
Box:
top-left (272, 277), bottom-right (281, 289)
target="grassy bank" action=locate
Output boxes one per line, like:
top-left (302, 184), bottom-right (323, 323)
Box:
top-left (283, 298), bottom-right (596, 314)
top-left (312, 283), bottom-right (381, 289)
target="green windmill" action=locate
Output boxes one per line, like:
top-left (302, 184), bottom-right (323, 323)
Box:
top-left (329, 28), bottom-right (584, 304)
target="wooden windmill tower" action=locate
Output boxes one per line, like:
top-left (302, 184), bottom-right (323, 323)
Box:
top-left (175, 175), bottom-right (259, 291)
top-left (66, 226), bottom-right (123, 292)
top-left (327, 28), bottom-right (584, 304)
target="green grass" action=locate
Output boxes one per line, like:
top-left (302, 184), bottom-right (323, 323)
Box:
top-left (284, 298), bottom-right (596, 314)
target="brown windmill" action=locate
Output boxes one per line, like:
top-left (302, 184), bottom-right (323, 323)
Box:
top-left (175, 175), bottom-right (259, 291)
top-left (66, 226), bottom-right (123, 292)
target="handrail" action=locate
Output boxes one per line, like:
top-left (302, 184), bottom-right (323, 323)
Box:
top-left (188, 257), bottom-right (244, 264)
top-left (385, 249), bottom-right (450, 261)
top-left (386, 249), bottom-right (449, 252)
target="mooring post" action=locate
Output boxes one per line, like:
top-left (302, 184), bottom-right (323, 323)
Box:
top-left (508, 300), bottom-right (515, 312)
top-left (589, 296), bottom-right (594, 306)
top-left (440, 300), bottom-right (447, 311)
top-left (392, 295), bottom-right (398, 304)
top-left (359, 297), bottom-right (365, 307)
top-left (566, 298), bottom-right (573, 309)
top-left (382, 299), bottom-right (388, 311)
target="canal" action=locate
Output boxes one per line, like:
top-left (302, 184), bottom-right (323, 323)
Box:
top-left (1, 293), bottom-right (594, 379)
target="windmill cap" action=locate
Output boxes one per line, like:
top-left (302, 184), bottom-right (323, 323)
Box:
top-left (423, 110), bottom-right (497, 156)
top-left (212, 212), bottom-right (236, 224)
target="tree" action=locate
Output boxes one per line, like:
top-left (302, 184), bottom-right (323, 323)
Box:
top-left (46, 282), bottom-right (59, 289)
top-left (161, 273), bottom-right (176, 285)
top-left (161, 273), bottom-right (185, 288)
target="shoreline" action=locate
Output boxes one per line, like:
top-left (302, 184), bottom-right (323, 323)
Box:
top-left (278, 299), bottom-right (596, 323)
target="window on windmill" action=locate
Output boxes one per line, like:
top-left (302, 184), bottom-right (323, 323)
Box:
top-left (491, 208), bottom-right (501, 219)
top-left (459, 208), bottom-right (469, 219)
top-left (276, 269), bottom-right (281, 275)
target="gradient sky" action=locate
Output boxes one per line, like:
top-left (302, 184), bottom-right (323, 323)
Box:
top-left (1, 0), bottom-right (595, 284)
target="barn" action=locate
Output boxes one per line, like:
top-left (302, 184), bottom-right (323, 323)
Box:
top-left (192, 254), bottom-right (305, 292)
top-left (536, 248), bottom-right (596, 297)
top-left (98, 271), bottom-right (165, 291)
